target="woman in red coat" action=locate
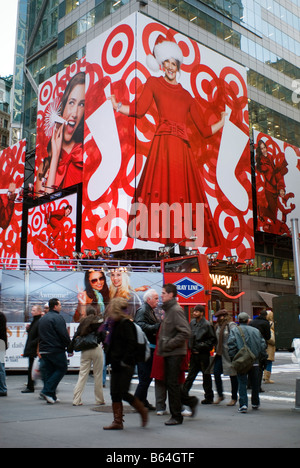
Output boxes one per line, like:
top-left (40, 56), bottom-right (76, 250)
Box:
top-left (110, 37), bottom-right (226, 248)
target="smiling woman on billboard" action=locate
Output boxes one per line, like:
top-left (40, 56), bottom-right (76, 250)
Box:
top-left (109, 36), bottom-right (226, 248)
top-left (35, 71), bottom-right (85, 195)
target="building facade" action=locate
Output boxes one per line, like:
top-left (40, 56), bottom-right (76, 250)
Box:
top-left (8, 0), bottom-right (300, 316)
top-left (0, 76), bottom-right (13, 150)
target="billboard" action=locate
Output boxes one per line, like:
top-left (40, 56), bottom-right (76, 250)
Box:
top-left (0, 139), bottom-right (26, 266)
top-left (1, 268), bottom-right (163, 368)
top-left (254, 131), bottom-right (300, 236)
top-left (82, 13), bottom-right (253, 261)
top-left (27, 193), bottom-right (77, 266)
top-left (34, 59), bottom-right (86, 196)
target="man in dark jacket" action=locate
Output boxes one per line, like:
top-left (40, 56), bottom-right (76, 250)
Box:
top-left (250, 309), bottom-right (271, 391)
top-left (250, 310), bottom-right (271, 343)
top-left (22, 305), bottom-right (43, 393)
top-left (134, 289), bottom-right (160, 410)
top-left (38, 298), bottom-right (71, 404)
top-left (0, 311), bottom-right (8, 396)
top-left (158, 284), bottom-right (194, 426)
top-left (182, 305), bottom-right (217, 404)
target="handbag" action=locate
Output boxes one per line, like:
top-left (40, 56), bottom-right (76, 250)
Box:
top-left (73, 333), bottom-right (99, 352)
top-left (31, 357), bottom-right (41, 381)
top-left (231, 327), bottom-right (256, 374)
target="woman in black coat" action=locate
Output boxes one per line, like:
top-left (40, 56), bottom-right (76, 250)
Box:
top-left (103, 297), bottom-right (148, 430)
top-left (22, 305), bottom-right (43, 393)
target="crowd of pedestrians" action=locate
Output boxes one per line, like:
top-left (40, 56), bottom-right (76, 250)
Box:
top-left (0, 276), bottom-right (275, 428)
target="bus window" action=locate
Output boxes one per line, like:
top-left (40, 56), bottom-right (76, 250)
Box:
top-left (163, 256), bottom-right (200, 273)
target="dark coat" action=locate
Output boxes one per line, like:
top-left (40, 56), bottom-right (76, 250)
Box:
top-left (189, 317), bottom-right (217, 354)
top-left (106, 318), bottom-right (137, 370)
top-left (38, 310), bottom-right (71, 354)
top-left (23, 315), bottom-right (42, 358)
top-left (0, 312), bottom-right (7, 349)
top-left (157, 298), bottom-right (191, 357)
top-left (134, 302), bottom-right (160, 345)
top-left (250, 316), bottom-right (271, 343)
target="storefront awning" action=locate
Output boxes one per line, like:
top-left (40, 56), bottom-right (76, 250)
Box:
top-left (257, 291), bottom-right (278, 308)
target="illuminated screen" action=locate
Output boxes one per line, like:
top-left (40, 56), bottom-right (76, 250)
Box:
top-left (0, 139), bottom-right (26, 266)
top-left (254, 130), bottom-right (300, 236)
top-left (34, 59), bottom-right (86, 196)
top-left (82, 13), bottom-right (254, 261)
top-left (27, 193), bottom-right (78, 266)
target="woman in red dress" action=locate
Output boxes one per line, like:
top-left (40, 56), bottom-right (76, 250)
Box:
top-left (110, 38), bottom-right (226, 248)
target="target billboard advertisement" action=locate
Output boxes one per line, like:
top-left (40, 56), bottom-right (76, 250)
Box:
top-left (254, 130), bottom-right (300, 236)
top-left (34, 13), bottom-right (254, 262)
top-left (0, 139), bottom-right (26, 266)
top-left (27, 193), bottom-right (78, 267)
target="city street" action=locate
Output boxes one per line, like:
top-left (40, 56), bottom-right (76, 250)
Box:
top-left (0, 352), bottom-right (299, 450)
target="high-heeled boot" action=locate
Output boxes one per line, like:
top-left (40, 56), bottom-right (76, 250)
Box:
top-left (131, 398), bottom-right (148, 427)
top-left (103, 402), bottom-right (124, 430)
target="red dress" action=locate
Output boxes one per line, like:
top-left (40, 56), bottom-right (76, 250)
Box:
top-left (128, 76), bottom-right (221, 247)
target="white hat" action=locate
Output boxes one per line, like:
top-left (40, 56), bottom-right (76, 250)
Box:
top-left (146, 34), bottom-right (183, 72)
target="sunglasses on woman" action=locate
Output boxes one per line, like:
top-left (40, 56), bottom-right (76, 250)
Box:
top-left (90, 276), bottom-right (105, 284)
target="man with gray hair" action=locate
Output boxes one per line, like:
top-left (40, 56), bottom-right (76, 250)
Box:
top-left (134, 289), bottom-right (160, 410)
top-left (228, 312), bottom-right (267, 414)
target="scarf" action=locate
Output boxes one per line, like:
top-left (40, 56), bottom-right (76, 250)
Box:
top-left (216, 321), bottom-right (228, 356)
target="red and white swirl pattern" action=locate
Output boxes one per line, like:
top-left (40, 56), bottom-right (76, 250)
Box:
top-left (82, 14), bottom-right (254, 261)
top-left (0, 140), bottom-right (26, 267)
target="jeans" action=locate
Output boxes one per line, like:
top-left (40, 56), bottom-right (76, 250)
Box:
top-left (0, 362), bottom-right (7, 393)
top-left (40, 352), bottom-right (68, 399)
top-left (237, 364), bottom-right (260, 408)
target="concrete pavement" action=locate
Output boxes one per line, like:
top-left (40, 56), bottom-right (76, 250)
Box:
top-left (0, 352), bottom-right (299, 449)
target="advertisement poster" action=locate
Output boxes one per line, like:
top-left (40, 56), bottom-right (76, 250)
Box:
top-left (34, 59), bottom-right (86, 196)
top-left (27, 193), bottom-right (77, 266)
top-left (82, 12), bottom-right (254, 261)
top-left (0, 139), bottom-right (26, 266)
top-left (2, 269), bottom-right (163, 368)
top-left (254, 130), bottom-right (300, 236)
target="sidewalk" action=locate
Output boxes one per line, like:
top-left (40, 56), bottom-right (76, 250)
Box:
top-left (0, 355), bottom-right (299, 449)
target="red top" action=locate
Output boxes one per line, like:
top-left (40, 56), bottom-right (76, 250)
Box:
top-left (55, 142), bottom-right (83, 189)
top-left (127, 76), bottom-right (221, 247)
top-left (130, 76), bottom-right (212, 139)
top-left (0, 195), bottom-right (15, 230)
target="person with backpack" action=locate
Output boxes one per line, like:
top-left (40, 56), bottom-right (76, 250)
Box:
top-left (228, 312), bottom-right (267, 414)
top-left (103, 297), bottom-right (148, 430)
top-left (134, 289), bottom-right (160, 411)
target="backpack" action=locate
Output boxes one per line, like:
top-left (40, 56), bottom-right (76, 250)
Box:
top-left (231, 326), bottom-right (256, 374)
top-left (133, 322), bottom-right (151, 363)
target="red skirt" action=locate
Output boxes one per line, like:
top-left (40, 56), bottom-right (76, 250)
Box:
top-left (129, 133), bottom-right (221, 247)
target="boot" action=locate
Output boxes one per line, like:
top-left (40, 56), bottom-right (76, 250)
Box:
top-left (103, 402), bottom-right (124, 430)
top-left (263, 370), bottom-right (274, 384)
top-left (131, 398), bottom-right (148, 427)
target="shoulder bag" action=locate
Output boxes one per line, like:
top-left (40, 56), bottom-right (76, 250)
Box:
top-left (73, 333), bottom-right (98, 352)
top-left (231, 326), bottom-right (256, 374)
